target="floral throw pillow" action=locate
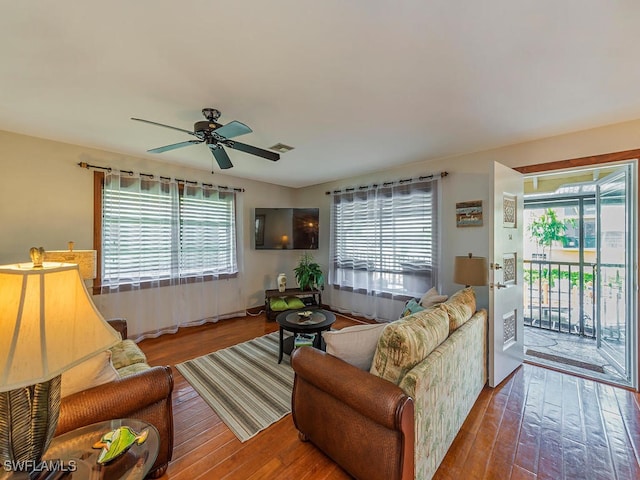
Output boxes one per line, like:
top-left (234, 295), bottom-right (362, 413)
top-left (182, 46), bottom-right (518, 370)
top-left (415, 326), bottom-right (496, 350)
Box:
top-left (441, 287), bottom-right (477, 333)
top-left (370, 305), bottom-right (449, 385)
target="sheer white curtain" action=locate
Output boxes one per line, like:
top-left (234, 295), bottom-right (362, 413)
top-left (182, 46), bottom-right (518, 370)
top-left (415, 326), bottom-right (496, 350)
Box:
top-left (93, 170), bottom-right (245, 340)
top-left (329, 177), bottom-right (440, 321)
top-left (180, 184), bottom-right (239, 279)
top-left (101, 172), bottom-right (180, 291)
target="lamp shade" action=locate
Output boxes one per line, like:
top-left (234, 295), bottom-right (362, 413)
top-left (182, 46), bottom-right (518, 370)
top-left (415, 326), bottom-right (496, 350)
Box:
top-left (0, 263), bottom-right (120, 391)
top-left (453, 254), bottom-right (488, 287)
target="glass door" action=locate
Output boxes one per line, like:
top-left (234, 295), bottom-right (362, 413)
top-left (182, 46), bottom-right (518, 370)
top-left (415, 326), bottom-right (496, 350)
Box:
top-left (596, 165), bottom-right (635, 383)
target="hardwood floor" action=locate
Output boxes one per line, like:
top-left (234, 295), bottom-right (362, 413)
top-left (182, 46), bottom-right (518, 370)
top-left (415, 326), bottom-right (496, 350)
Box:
top-left (139, 313), bottom-right (640, 480)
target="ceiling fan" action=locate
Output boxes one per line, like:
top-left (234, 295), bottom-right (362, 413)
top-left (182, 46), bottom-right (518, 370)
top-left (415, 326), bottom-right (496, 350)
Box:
top-left (131, 108), bottom-right (280, 170)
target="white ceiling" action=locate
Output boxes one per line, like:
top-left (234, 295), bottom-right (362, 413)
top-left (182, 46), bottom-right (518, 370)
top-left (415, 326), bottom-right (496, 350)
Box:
top-left (2, 2), bottom-right (640, 188)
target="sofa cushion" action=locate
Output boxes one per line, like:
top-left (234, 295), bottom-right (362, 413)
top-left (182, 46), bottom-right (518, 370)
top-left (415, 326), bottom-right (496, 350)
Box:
top-left (441, 287), bottom-right (477, 333)
top-left (370, 305), bottom-right (449, 385)
top-left (117, 361), bottom-right (152, 378)
top-left (61, 350), bottom-right (119, 398)
top-left (419, 287), bottom-right (448, 308)
top-left (322, 322), bottom-right (387, 370)
top-left (109, 339), bottom-right (147, 370)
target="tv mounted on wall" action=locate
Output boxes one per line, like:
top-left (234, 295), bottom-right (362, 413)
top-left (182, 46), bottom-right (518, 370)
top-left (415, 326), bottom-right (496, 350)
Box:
top-left (254, 208), bottom-right (319, 250)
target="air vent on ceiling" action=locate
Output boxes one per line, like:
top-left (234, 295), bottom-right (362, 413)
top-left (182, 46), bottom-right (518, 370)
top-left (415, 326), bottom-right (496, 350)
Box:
top-left (269, 143), bottom-right (294, 153)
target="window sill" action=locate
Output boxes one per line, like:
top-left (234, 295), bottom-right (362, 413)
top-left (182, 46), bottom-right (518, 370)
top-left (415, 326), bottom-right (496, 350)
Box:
top-left (92, 272), bottom-right (238, 295)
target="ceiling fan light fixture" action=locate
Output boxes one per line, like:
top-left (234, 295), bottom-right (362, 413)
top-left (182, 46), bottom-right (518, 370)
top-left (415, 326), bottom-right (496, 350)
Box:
top-left (202, 108), bottom-right (221, 121)
top-left (270, 143), bottom-right (294, 153)
top-left (132, 108), bottom-right (280, 169)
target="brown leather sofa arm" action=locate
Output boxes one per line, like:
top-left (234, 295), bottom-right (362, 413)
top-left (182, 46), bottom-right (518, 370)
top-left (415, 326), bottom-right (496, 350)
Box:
top-left (57, 366), bottom-right (174, 478)
top-left (56, 366), bottom-right (173, 432)
top-left (292, 347), bottom-right (410, 429)
top-left (107, 318), bottom-right (128, 339)
top-left (291, 347), bottom-right (414, 480)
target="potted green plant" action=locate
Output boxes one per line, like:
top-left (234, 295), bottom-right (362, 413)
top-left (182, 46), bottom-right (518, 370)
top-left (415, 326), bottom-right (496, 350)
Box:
top-left (294, 252), bottom-right (324, 290)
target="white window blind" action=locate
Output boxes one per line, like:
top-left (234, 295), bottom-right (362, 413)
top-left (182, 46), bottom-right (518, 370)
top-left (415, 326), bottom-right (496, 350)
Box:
top-left (101, 172), bottom-right (238, 290)
top-left (330, 179), bottom-right (438, 298)
top-left (180, 186), bottom-right (237, 277)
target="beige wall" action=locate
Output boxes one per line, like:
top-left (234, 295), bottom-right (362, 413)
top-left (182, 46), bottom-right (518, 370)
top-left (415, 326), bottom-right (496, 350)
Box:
top-left (2, 118), bottom-right (639, 329)
top-left (0, 130), bottom-right (298, 336)
top-left (296, 118), bottom-right (640, 310)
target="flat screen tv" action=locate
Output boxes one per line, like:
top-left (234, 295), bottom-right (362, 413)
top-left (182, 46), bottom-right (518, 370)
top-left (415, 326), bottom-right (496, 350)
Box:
top-left (254, 208), bottom-right (319, 250)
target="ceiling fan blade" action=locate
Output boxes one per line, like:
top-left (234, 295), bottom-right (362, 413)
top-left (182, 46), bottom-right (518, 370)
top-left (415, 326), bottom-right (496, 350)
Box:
top-left (225, 140), bottom-right (281, 161)
top-left (209, 145), bottom-right (233, 169)
top-left (213, 120), bottom-right (252, 139)
top-left (131, 117), bottom-right (197, 136)
top-left (148, 140), bottom-right (202, 154)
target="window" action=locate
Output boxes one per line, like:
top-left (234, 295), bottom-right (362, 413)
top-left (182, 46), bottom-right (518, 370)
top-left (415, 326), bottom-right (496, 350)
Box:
top-left (99, 171), bottom-right (238, 291)
top-left (180, 184), bottom-right (237, 277)
top-left (330, 179), bottom-right (439, 299)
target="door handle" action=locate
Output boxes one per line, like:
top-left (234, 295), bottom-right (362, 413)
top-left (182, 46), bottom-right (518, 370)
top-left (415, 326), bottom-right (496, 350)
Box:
top-left (491, 263), bottom-right (502, 270)
top-left (491, 282), bottom-right (508, 289)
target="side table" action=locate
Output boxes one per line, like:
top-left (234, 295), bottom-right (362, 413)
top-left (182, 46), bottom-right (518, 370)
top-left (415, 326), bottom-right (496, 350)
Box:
top-left (276, 308), bottom-right (336, 363)
top-left (265, 287), bottom-right (322, 321)
top-left (1, 418), bottom-right (159, 480)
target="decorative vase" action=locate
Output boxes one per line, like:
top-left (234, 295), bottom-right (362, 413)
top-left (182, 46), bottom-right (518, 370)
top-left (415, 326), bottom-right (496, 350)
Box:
top-left (277, 273), bottom-right (287, 292)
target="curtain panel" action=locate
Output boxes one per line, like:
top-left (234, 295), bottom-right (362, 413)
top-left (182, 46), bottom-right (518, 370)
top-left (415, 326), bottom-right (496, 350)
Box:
top-left (95, 170), bottom-right (245, 339)
top-left (329, 178), bottom-right (440, 320)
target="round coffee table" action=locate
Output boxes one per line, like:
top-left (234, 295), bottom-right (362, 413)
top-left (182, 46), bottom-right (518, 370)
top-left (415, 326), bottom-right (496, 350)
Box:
top-left (276, 309), bottom-right (336, 363)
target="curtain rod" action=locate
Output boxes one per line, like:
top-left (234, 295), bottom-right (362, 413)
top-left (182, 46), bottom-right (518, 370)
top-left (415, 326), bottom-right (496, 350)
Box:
top-left (78, 162), bottom-right (245, 192)
top-left (325, 171), bottom-right (448, 195)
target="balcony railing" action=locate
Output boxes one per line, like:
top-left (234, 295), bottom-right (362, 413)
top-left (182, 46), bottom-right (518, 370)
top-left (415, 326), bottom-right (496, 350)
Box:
top-left (524, 259), bottom-right (597, 338)
top-left (524, 259), bottom-right (627, 340)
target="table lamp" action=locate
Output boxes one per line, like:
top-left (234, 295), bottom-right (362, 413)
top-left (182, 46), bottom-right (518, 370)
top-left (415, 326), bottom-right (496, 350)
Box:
top-left (0, 249), bottom-right (120, 468)
top-left (453, 253), bottom-right (488, 287)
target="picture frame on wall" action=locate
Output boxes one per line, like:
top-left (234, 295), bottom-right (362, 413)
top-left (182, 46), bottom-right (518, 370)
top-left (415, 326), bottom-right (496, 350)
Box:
top-left (456, 200), bottom-right (483, 227)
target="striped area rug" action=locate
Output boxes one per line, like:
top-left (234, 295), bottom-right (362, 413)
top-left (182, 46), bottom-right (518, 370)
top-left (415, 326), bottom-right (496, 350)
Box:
top-left (175, 332), bottom-right (294, 442)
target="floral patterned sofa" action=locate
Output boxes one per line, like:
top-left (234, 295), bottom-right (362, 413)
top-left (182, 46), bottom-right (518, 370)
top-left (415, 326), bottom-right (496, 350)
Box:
top-left (291, 288), bottom-right (487, 480)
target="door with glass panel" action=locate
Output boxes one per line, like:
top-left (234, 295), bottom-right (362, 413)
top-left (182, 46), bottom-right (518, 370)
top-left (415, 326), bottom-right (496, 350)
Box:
top-left (596, 165), bottom-right (635, 383)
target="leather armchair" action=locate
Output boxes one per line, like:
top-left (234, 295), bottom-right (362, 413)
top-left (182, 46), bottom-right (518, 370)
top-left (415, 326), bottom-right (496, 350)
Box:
top-left (291, 347), bottom-right (414, 480)
top-left (56, 320), bottom-right (174, 478)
